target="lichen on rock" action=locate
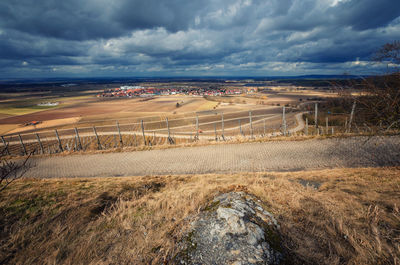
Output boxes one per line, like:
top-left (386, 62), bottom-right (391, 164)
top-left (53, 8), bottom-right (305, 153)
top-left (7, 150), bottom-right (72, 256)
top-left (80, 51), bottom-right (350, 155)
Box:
top-left (174, 192), bottom-right (283, 265)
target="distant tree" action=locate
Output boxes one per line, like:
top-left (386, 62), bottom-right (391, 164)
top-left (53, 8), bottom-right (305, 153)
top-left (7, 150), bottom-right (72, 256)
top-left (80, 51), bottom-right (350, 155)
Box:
top-left (0, 154), bottom-right (32, 192)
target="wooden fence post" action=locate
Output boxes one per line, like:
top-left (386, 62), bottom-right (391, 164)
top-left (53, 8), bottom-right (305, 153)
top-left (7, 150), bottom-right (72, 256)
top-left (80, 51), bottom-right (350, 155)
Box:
top-left (36, 133), bottom-right (44, 154)
top-left (18, 134), bottom-right (27, 155)
top-left (326, 117), bottom-right (329, 134)
top-left (305, 117), bottom-right (309, 136)
top-left (221, 112), bottom-right (225, 141)
top-left (116, 121), bottom-right (123, 146)
top-left (93, 126), bottom-right (102, 150)
top-left (195, 115), bottom-right (199, 140)
top-left (74, 128), bottom-right (82, 150)
top-left (141, 120), bottom-right (146, 145)
top-left (74, 136), bottom-right (78, 150)
top-left (166, 117), bottom-right (174, 144)
top-left (263, 119), bottom-right (266, 136)
top-left (54, 130), bottom-right (63, 152)
top-left (112, 135), bottom-right (117, 148)
top-left (214, 122), bottom-right (218, 141)
top-left (282, 107), bottom-right (287, 136)
top-left (239, 119), bottom-right (243, 136)
top-left (348, 101), bottom-right (356, 133)
top-left (166, 117), bottom-right (170, 140)
top-left (249, 111), bottom-right (253, 138)
top-left (1, 136), bottom-right (10, 155)
top-left (315, 103), bottom-right (318, 132)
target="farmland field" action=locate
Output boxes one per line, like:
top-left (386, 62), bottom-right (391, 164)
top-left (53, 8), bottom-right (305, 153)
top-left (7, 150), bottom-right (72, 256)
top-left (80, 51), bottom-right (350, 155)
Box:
top-left (0, 87), bottom-right (334, 136)
top-left (0, 83), bottom-right (338, 157)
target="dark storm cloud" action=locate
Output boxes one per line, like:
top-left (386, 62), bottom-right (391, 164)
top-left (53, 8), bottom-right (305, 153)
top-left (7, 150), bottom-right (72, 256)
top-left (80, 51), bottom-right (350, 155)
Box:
top-left (114, 0), bottom-right (205, 32)
top-left (332, 0), bottom-right (400, 30)
top-left (0, 0), bottom-right (207, 40)
top-left (0, 0), bottom-right (125, 40)
top-left (0, 30), bottom-right (89, 59)
top-left (0, 0), bottom-right (399, 77)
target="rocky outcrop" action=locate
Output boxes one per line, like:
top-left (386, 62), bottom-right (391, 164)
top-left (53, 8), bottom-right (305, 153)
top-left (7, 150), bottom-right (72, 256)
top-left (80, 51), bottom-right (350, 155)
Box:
top-left (175, 192), bottom-right (283, 265)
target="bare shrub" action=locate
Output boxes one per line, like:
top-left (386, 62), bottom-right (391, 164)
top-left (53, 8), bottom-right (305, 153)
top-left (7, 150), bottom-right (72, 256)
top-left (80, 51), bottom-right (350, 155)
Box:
top-left (329, 73), bottom-right (399, 133)
top-left (325, 42), bottom-right (400, 133)
top-left (373, 40), bottom-right (400, 65)
top-left (0, 154), bottom-right (32, 192)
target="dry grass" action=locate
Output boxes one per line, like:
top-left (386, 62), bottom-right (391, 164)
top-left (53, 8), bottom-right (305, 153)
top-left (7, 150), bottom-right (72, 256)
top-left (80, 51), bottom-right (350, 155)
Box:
top-left (0, 168), bottom-right (399, 264)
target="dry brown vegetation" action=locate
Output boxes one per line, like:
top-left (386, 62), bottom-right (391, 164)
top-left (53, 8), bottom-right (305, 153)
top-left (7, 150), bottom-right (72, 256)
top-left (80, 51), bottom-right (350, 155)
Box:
top-left (0, 168), bottom-right (399, 264)
top-left (327, 72), bottom-right (400, 133)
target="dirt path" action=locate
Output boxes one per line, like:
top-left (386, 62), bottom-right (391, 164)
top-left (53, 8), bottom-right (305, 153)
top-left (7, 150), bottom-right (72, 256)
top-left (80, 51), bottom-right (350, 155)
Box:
top-left (25, 136), bottom-right (400, 178)
top-left (289, 112), bottom-right (306, 133)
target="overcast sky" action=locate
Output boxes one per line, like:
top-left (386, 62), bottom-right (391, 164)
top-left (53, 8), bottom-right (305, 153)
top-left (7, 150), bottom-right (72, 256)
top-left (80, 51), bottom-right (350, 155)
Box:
top-left (0, 0), bottom-right (399, 78)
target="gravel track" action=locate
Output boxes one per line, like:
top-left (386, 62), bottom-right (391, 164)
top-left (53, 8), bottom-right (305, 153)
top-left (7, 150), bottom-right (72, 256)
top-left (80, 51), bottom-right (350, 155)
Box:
top-left (25, 136), bottom-right (400, 178)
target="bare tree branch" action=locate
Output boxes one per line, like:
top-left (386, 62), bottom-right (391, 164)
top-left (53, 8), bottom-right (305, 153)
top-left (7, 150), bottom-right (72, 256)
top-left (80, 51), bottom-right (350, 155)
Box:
top-left (0, 152), bottom-right (33, 192)
top-left (373, 40), bottom-right (400, 65)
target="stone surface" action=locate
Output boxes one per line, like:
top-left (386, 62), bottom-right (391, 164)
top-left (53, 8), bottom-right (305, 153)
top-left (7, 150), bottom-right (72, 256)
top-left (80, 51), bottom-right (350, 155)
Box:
top-left (25, 136), bottom-right (400, 178)
top-left (175, 192), bottom-right (283, 265)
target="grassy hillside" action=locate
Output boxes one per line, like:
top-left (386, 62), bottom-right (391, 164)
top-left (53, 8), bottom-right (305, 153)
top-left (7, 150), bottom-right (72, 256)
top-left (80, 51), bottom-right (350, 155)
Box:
top-left (0, 168), bottom-right (399, 264)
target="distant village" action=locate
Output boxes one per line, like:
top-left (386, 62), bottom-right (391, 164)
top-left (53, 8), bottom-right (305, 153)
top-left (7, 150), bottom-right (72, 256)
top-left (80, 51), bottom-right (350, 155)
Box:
top-left (97, 85), bottom-right (258, 98)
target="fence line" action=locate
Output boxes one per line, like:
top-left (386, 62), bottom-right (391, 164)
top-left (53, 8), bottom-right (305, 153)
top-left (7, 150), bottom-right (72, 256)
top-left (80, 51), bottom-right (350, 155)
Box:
top-left (1, 106), bottom-right (365, 157)
top-left (5, 112), bottom-right (280, 139)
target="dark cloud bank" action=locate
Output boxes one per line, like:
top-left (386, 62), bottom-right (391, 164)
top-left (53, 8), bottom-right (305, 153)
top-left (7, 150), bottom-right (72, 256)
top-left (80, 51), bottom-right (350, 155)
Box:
top-left (0, 0), bottom-right (399, 77)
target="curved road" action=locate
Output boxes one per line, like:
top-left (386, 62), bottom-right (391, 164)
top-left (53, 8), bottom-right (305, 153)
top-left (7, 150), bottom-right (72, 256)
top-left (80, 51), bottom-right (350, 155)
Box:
top-left (25, 136), bottom-right (400, 178)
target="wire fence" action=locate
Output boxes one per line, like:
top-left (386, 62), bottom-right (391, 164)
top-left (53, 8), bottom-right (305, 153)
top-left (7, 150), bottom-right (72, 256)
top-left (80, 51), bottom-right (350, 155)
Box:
top-left (0, 105), bottom-right (376, 157)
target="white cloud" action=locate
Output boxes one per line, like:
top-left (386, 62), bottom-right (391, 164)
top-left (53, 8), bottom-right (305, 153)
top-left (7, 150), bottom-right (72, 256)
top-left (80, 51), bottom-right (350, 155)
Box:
top-left (329, 0), bottom-right (348, 7)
